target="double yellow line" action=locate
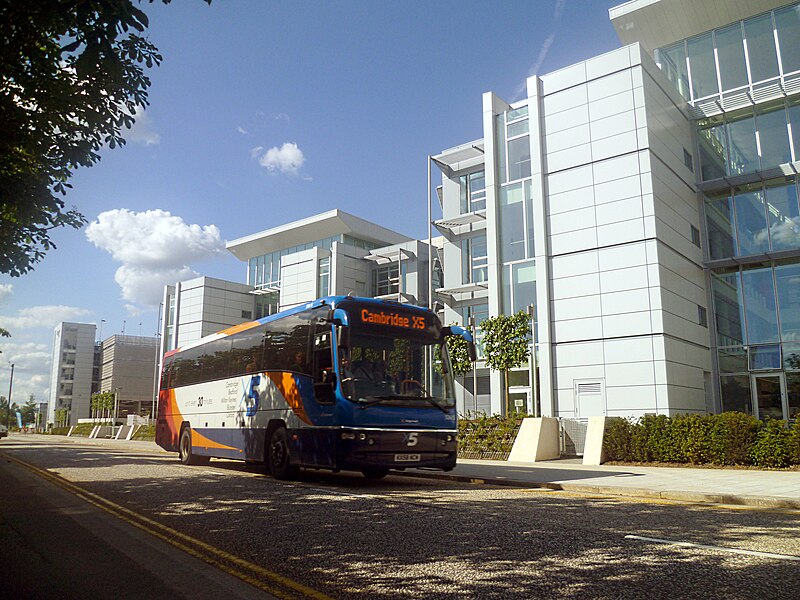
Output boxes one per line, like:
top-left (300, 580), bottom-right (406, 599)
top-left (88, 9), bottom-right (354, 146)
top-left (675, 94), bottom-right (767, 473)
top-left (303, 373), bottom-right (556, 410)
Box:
top-left (2, 452), bottom-right (332, 600)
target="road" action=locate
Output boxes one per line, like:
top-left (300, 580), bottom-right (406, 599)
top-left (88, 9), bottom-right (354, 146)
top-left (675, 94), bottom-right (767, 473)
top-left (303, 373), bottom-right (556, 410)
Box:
top-left (1, 435), bottom-right (798, 599)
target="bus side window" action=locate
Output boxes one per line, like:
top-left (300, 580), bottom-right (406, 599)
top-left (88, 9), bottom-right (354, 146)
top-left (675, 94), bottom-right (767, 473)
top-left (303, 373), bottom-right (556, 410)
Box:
top-left (312, 323), bottom-right (335, 404)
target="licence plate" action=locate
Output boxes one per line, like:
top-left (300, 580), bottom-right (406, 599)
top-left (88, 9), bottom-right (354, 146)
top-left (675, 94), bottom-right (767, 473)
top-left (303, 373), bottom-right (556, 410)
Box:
top-left (394, 453), bottom-right (421, 462)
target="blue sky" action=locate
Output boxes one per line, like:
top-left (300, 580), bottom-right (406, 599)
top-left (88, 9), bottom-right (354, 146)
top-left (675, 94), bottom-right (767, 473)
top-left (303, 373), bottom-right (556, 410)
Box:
top-left (0, 0), bottom-right (622, 405)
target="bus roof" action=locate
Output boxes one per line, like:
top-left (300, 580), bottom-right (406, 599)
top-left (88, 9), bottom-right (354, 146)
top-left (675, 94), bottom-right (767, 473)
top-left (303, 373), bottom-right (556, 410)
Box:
top-left (164, 296), bottom-right (436, 358)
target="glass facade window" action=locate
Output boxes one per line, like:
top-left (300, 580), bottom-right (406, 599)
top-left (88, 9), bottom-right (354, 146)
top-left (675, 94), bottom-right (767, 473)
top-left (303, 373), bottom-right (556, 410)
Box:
top-left (742, 267), bottom-right (780, 344)
top-left (502, 260), bottom-right (536, 315)
top-left (749, 344), bottom-right (782, 370)
top-left (499, 183), bottom-right (526, 263)
top-left (697, 118), bottom-right (727, 180)
top-left (656, 4), bottom-right (800, 103)
top-left (788, 98), bottom-right (800, 160)
top-left (727, 112), bottom-right (759, 175)
top-left (776, 263), bottom-right (800, 341)
top-left (733, 186), bottom-right (769, 255)
top-left (459, 170), bottom-right (486, 214)
top-left (776, 5), bottom-right (800, 75)
top-left (462, 236), bottom-right (488, 284)
top-left (656, 43), bottom-right (690, 100)
top-left (318, 257), bottom-right (330, 296)
top-left (687, 32), bottom-right (718, 99)
top-left (715, 23), bottom-right (748, 91)
top-left (765, 182), bottom-right (800, 251)
top-left (757, 104), bottom-right (792, 168)
top-left (720, 374), bottom-right (752, 414)
top-left (507, 136), bottom-right (531, 181)
top-left (744, 13), bottom-right (780, 84)
top-left (718, 347), bottom-right (748, 373)
top-left (705, 179), bottom-right (800, 260)
top-left (712, 272), bottom-right (746, 346)
top-left (372, 263), bottom-right (400, 297)
top-left (785, 343), bottom-right (800, 370)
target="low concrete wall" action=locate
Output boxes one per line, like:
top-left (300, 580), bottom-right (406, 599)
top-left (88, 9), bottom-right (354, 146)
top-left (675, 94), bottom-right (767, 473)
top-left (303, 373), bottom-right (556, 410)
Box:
top-left (508, 417), bottom-right (560, 462)
top-left (582, 416), bottom-right (607, 465)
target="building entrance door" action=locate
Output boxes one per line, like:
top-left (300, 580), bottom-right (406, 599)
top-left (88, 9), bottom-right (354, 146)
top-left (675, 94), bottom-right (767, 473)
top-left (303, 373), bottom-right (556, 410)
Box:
top-left (507, 389), bottom-right (530, 415)
top-left (750, 373), bottom-right (786, 420)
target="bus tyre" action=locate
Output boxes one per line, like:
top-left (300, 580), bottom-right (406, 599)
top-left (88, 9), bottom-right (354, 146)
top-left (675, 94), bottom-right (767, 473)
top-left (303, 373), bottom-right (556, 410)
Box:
top-left (269, 427), bottom-right (298, 480)
top-left (362, 467), bottom-right (390, 480)
top-left (179, 428), bottom-right (209, 466)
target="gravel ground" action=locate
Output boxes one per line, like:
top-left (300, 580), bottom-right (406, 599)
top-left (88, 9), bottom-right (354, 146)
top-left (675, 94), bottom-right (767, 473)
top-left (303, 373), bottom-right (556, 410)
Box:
top-left (4, 436), bottom-right (799, 599)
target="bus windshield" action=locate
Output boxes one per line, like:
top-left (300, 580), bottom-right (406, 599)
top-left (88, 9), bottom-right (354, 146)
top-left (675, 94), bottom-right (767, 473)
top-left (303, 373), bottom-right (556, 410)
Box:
top-left (339, 332), bottom-right (456, 409)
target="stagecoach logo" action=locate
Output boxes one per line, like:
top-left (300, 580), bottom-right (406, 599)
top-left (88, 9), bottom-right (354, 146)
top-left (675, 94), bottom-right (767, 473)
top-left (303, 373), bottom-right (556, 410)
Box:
top-left (240, 375), bottom-right (261, 417)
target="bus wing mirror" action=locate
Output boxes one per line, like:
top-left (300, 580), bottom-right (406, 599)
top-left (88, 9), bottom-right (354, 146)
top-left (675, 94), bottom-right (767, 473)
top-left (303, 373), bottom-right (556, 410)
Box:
top-left (327, 308), bottom-right (349, 326)
top-left (468, 342), bottom-right (478, 362)
top-left (443, 326), bottom-right (478, 362)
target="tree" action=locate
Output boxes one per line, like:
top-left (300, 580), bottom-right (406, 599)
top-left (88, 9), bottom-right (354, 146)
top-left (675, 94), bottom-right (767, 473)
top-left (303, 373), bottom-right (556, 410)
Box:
top-left (0, 0), bottom-right (209, 276)
top-left (91, 391), bottom-right (115, 422)
top-left (19, 394), bottom-right (37, 426)
top-left (481, 312), bottom-right (531, 414)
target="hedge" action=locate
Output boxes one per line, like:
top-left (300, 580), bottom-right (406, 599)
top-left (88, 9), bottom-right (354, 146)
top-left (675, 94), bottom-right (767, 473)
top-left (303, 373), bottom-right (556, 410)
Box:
top-left (457, 412), bottom-right (527, 460)
top-left (603, 412), bottom-right (800, 468)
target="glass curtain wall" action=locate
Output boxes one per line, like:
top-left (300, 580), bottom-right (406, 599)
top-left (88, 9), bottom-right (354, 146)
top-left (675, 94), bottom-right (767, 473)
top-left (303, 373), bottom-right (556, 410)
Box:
top-left (697, 100), bottom-right (797, 181)
top-left (495, 106), bottom-right (536, 316)
top-left (712, 262), bottom-right (800, 417)
top-left (704, 177), bottom-right (800, 260)
top-left (656, 3), bottom-right (800, 103)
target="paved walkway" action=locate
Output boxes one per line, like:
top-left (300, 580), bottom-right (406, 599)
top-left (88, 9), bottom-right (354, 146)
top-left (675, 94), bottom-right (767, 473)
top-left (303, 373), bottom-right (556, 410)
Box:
top-left (7, 433), bottom-right (800, 509)
top-left (407, 458), bottom-right (800, 509)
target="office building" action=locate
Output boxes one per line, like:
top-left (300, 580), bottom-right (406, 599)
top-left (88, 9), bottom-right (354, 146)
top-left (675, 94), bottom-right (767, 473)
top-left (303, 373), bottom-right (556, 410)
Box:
top-left (47, 322), bottom-right (96, 426)
top-left (432, 0), bottom-right (800, 420)
top-left (99, 334), bottom-right (159, 418)
top-left (162, 209), bottom-right (436, 350)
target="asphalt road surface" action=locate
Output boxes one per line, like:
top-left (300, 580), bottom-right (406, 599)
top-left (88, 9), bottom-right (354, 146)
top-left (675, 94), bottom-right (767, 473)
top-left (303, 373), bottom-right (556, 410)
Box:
top-left (1, 436), bottom-right (798, 599)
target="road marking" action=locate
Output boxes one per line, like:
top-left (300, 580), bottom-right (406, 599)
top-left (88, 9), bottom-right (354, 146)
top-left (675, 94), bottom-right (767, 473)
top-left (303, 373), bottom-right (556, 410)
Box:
top-left (625, 534), bottom-right (800, 561)
top-left (1, 452), bottom-right (333, 600)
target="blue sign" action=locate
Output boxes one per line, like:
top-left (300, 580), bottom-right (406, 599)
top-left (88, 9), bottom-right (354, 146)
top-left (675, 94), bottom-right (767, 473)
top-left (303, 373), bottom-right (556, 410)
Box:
top-left (15, 410), bottom-right (23, 429)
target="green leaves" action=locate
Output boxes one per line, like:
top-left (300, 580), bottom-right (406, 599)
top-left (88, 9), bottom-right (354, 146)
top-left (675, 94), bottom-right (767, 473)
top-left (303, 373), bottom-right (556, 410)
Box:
top-left (444, 326), bottom-right (474, 378)
top-left (480, 311), bottom-right (531, 372)
top-left (0, 0), bottom-right (203, 276)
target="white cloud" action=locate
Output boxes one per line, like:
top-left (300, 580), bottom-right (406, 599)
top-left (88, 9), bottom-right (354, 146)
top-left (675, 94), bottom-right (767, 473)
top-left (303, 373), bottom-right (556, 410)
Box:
top-left (0, 305), bottom-right (91, 330)
top-left (0, 340), bottom-right (52, 405)
top-left (126, 108), bottom-right (161, 146)
top-left (237, 126), bottom-right (248, 135)
top-left (513, 0), bottom-right (567, 100)
top-left (0, 283), bottom-right (12, 304)
top-left (254, 142), bottom-right (306, 175)
top-left (85, 209), bottom-right (225, 307)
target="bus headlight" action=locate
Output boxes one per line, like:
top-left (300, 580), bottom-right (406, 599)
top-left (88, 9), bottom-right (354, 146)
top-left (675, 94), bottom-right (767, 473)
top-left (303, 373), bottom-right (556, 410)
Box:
top-left (358, 433), bottom-right (367, 441)
top-left (341, 432), bottom-right (356, 440)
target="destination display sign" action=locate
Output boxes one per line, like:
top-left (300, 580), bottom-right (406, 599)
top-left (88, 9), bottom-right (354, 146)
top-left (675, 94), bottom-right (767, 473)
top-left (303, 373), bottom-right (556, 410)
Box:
top-left (359, 308), bottom-right (428, 331)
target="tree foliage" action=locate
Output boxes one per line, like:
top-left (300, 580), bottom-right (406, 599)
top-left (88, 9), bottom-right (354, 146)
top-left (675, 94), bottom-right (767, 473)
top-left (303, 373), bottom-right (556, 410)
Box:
top-left (481, 312), bottom-right (531, 412)
top-left (444, 328), bottom-right (474, 378)
top-left (0, 0), bottom-right (207, 276)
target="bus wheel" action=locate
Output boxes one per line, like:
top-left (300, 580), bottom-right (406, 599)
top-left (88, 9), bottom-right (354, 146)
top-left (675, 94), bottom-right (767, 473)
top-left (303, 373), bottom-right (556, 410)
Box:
top-left (179, 428), bottom-right (209, 466)
top-left (268, 427), bottom-right (298, 480)
top-left (362, 467), bottom-right (389, 480)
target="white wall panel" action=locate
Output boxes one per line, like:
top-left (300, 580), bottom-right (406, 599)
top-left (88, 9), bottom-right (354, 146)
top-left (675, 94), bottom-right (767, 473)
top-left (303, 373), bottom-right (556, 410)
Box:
top-left (600, 265), bottom-right (649, 292)
top-left (605, 361), bottom-right (655, 386)
top-left (548, 206), bottom-right (597, 235)
top-left (544, 104), bottom-right (590, 134)
top-left (602, 311), bottom-right (652, 337)
top-left (546, 123), bottom-right (591, 153)
top-left (552, 316), bottom-right (604, 342)
top-left (594, 175), bottom-right (642, 205)
top-left (585, 47), bottom-right (632, 80)
top-left (597, 242), bottom-right (647, 271)
top-left (587, 69), bottom-right (633, 102)
top-left (547, 143), bottom-right (593, 173)
top-left (596, 218), bottom-right (645, 247)
top-left (588, 90), bottom-right (635, 121)
top-left (550, 251), bottom-right (599, 278)
top-left (601, 288), bottom-right (651, 315)
top-left (550, 273), bottom-right (601, 300)
top-left (591, 131), bottom-right (639, 161)
top-left (553, 340), bottom-right (605, 368)
top-left (548, 164), bottom-right (593, 194)
top-left (543, 84), bottom-right (588, 115)
top-left (595, 196), bottom-right (644, 226)
top-left (542, 62), bottom-right (587, 95)
top-left (592, 152), bottom-right (640, 184)
top-left (590, 111), bottom-right (637, 141)
top-left (551, 294), bottom-right (602, 321)
top-left (550, 227), bottom-right (599, 255)
top-left (603, 336), bottom-right (654, 364)
top-left (547, 186), bottom-right (596, 215)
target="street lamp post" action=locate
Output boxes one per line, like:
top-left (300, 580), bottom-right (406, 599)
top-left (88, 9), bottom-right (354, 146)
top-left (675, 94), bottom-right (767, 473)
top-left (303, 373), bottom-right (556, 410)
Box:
top-left (5, 362), bottom-right (13, 431)
top-left (113, 387), bottom-right (121, 437)
top-left (469, 315), bottom-right (478, 415)
top-left (527, 304), bottom-right (538, 418)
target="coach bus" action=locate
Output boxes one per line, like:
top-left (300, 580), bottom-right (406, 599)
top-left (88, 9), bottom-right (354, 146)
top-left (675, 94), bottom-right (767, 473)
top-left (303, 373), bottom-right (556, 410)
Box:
top-left (156, 296), bottom-right (475, 480)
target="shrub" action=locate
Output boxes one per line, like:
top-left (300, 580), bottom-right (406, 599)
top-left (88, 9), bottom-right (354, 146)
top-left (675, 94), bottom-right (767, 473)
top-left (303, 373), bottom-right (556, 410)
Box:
top-left (131, 424), bottom-right (155, 441)
top-left (50, 427), bottom-right (70, 436)
top-left (791, 420), bottom-right (800, 466)
top-left (603, 417), bottom-right (632, 461)
top-left (708, 411), bottom-right (761, 465)
top-left (458, 413), bottom-right (525, 460)
top-left (750, 418), bottom-right (792, 468)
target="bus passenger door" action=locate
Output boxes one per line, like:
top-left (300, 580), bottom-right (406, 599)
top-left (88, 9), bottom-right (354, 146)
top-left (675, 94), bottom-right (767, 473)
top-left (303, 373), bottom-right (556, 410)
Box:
top-left (312, 324), bottom-right (336, 410)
